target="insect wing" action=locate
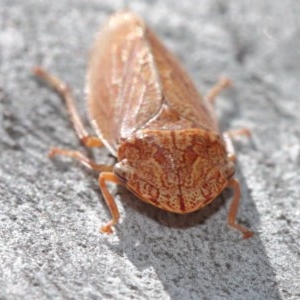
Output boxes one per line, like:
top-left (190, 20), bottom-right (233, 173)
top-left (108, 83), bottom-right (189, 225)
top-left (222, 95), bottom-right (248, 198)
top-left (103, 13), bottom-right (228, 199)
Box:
top-left (147, 28), bottom-right (219, 132)
top-left (87, 11), bottom-right (163, 155)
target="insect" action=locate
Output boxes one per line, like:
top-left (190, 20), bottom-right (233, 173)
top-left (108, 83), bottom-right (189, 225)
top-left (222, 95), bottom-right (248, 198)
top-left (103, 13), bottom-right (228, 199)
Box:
top-left (33, 10), bottom-right (253, 238)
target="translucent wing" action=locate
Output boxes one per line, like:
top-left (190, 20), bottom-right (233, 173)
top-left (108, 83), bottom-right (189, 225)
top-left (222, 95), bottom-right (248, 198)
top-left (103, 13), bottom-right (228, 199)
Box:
top-left (87, 11), bottom-right (163, 156)
top-left (146, 28), bottom-right (219, 132)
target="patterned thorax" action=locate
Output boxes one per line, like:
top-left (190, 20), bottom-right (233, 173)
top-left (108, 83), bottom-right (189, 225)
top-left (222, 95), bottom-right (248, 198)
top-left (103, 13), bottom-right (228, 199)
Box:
top-left (117, 128), bottom-right (229, 213)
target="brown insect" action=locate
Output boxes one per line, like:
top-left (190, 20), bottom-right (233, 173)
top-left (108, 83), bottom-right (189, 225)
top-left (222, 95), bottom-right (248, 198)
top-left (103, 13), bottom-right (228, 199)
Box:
top-left (33, 11), bottom-right (253, 238)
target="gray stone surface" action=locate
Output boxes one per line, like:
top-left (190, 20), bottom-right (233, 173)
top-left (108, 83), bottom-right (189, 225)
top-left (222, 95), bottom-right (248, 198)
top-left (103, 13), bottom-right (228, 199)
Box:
top-left (1, 0), bottom-right (300, 299)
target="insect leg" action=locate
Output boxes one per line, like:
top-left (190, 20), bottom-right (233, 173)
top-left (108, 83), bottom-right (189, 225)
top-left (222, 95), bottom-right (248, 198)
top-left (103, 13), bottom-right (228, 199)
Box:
top-left (226, 128), bottom-right (251, 138)
top-left (227, 178), bottom-right (254, 239)
top-left (223, 128), bottom-right (251, 162)
top-left (98, 172), bottom-right (121, 234)
top-left (223, 132), bottom-right (237, 162)
top-left (49, 148), bottom-right (113, 172)
top-left (205, 77), bottom-right (232, 105)
top-left (33, 66), bottom-right (103, 148)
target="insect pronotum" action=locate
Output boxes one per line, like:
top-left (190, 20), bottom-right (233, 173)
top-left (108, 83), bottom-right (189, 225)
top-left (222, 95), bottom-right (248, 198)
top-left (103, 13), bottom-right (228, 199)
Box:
top-left (34, 11), bottom-right (253, 239)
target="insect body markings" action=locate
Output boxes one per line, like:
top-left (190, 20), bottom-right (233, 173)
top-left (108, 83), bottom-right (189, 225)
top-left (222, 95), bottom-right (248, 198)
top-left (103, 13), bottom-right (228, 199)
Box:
top-left (34, 11), bottom-right (253, 238)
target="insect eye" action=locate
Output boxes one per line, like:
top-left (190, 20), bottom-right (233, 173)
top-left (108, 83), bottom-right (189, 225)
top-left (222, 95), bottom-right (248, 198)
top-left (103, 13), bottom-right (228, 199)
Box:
top-left (221, 161), bottom-right (236, 179)
top-left (113, 161), bottom-right (133, 183)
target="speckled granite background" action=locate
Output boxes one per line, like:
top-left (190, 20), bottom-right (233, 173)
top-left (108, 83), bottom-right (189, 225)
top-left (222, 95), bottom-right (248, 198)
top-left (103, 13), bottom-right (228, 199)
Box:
top-left (0, 1), bottom-right (299, 299)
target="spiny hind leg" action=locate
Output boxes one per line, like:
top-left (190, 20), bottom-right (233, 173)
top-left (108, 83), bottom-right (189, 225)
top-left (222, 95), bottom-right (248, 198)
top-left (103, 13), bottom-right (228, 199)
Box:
top-left (33, 66), bottom-right (103, 148)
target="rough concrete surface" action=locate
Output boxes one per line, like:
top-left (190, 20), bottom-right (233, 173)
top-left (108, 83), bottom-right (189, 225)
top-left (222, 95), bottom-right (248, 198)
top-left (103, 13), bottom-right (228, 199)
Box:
top-left (0, 0), bottom-right (300, 299)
